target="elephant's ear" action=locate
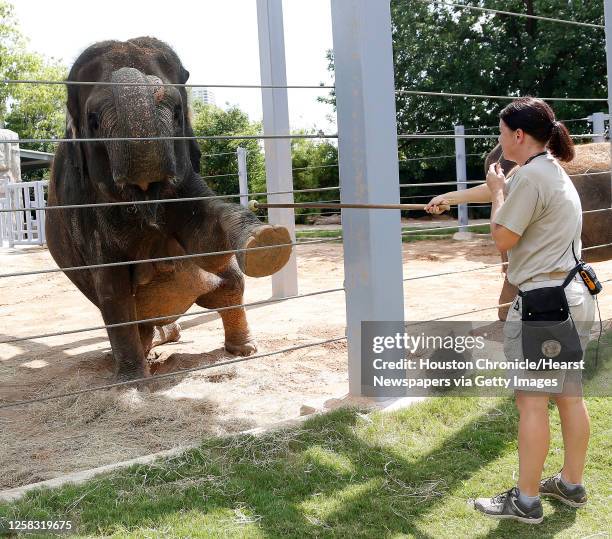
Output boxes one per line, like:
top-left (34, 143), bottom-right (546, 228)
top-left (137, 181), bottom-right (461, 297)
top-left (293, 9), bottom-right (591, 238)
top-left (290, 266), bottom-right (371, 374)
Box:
top-left (185, 122), bottom-right (202, 173)
top-left (179, 67), bottom-right (190, 84)
top-left (64, 100), bottom-right (88, 185)
top-left (176, 67), bottom-right (201, 172)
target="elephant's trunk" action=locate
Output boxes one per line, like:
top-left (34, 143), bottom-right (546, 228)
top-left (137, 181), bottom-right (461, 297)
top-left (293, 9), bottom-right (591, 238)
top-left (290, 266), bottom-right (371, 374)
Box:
top-left (107, 67), bottom-right (176, 192)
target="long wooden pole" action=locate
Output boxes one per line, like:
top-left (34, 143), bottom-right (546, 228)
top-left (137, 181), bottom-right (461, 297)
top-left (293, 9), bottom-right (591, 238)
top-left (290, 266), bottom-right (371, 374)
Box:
top-left (248, 200), bottom-right (454, 212)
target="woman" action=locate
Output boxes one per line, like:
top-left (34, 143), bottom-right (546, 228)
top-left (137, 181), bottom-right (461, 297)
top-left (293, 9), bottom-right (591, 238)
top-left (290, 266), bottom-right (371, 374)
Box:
top-left (426, 97), bottom-right (595, 524)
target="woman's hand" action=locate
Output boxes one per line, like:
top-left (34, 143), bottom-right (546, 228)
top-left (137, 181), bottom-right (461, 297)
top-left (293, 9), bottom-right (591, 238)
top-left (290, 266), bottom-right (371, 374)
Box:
top-left (486, 163), bottom-right (506, 193)
top-left (425, 194), bottom-right (450, 215)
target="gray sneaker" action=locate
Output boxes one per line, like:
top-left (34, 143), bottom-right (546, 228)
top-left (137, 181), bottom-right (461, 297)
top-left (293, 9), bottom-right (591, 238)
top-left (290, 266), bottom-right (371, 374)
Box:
top-left (472, 487), bottom-right (544, 524)
top-left (540, 472), bottom-right (588, 508)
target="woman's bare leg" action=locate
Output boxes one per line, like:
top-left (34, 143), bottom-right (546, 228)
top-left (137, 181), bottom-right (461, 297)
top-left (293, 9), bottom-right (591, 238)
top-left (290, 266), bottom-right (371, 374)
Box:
top-left (554, 395), bottom-right (590, 484)
top-left (516, 391), bottom-right (551, 496)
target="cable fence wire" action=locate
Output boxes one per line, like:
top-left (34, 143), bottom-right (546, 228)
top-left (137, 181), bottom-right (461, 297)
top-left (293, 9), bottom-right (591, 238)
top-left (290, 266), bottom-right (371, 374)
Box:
top-left (0, 186), bottom-right (342, 214)
top-left (415, 0), bottom-right (604, 29)
top-left (401, 222), bottom-right (490, 235)
top-left (396, 90), bottom-right (606, 102)
top-left (400, 180), bottom-right (486, 187)
top-left (408, 301), bottom-right (514, 325)
top-left (402, 242), bottom-right (612, 282)
top-left (0, 336), bottom-right (348, 411)
top-left (399, 170), bottom-right (611, 189)
top-left (6, 131), bottom-right (603, 146)
top-left (3, 133), bottom-right (339, 145)
top-left (0, 236), bottom-right (343, 280)
top-left (201, 151), bottom-right (246, 158)
top-left (0, 79), bottom-right (335, 89)
top-left (398, 118), bottom-right (591, 136)
top-left (398, 132), bottom-right (604, 139)
top-left (292, 164), bottom-right (339, 171)
top-left (399, 152), bottom-right (486, 163)
top-left (583, 242), bottom-right (612, 252)
top-left (0, 286), bottom-right (345, 346)
top-left (200, 172), bottom-right (239, 180)
top-left (404, 261), bottom-right (507, 282)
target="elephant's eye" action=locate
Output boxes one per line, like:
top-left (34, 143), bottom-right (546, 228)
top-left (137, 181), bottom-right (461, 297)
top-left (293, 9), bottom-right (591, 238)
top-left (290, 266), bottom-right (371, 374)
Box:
top-left (173, 104), bottom-right (183, 125)
top-left (87, 112), bottom-right (100, 132)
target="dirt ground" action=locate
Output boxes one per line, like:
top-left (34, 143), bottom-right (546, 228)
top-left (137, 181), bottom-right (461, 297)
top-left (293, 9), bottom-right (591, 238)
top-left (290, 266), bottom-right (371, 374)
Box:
top-left (1, 236), bottom-right (611, 490)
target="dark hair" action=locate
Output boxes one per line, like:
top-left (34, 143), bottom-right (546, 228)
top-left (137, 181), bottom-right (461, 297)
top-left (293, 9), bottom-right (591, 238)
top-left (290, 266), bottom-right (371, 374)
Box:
top-left (499, 97), bottom-right (575, 162)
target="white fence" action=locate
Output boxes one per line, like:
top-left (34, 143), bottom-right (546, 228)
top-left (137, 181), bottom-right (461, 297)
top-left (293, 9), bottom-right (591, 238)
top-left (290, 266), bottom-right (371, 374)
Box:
top-left (0, 180), bottom-right (47, 247)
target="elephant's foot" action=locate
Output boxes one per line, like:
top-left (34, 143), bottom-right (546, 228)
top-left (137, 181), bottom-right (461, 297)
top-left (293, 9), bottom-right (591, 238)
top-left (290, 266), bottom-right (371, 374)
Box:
top-left (116, 359), bottom-right (151, 381)
top-left (242, 225), bottom-right (292, 277)
top-left (225, 338), bottom-right (258, 356)
top-left (151, 322), bottom-right (181, 349)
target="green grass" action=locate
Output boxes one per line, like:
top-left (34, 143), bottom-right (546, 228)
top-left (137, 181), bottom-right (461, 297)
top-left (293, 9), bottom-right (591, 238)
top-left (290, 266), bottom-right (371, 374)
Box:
top-left (296, 225), bottom-right (491, 243)
top-left (1, 391), bottom-right (610, 538)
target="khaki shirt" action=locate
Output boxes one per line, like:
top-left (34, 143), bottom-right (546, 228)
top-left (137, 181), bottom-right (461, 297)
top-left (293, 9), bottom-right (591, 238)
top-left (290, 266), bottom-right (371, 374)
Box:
top-left (493, 153), bottom-right (582, 286)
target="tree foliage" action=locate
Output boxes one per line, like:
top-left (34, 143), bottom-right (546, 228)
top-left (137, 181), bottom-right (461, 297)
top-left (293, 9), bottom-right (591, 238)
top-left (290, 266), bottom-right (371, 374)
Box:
top-left (190, 103), bottom-right (339, 223)
top-left (289, 136), bottom-right (339, 222)
top-left (0, 0), bottom-right (25, 123)
top-left (3, 57), bottom-right (66, 151)
top-left (322, 0), bottom-right (606, 215)
top-left (190, 101), bottom-right (266, 196)
top-left (1, 0), bottom-right (67, 179)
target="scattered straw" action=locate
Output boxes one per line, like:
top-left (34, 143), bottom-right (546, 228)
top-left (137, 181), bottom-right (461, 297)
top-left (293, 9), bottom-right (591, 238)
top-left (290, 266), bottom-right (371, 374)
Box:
top-left (0, 374), bottom-right (217, 489)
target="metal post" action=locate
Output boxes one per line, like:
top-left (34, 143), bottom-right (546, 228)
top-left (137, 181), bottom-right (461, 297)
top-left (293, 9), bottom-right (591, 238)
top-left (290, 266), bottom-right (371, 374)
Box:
top-left (454, 125), bottom-right (469, 238)
top-left (331, 0), bottom-right (405, 397)
top-left (7, 187), bottom-right (15, 248)
top-left (588, 112), bottom-right (606, 143)
top-left (237, 147), bottom-right (249, 208)
top-left (604, 0), bottom-right (612, 180)
top-left (36, 180), bottom-right (46, 244)
top-left (256, 0), bottom-right (298, 297)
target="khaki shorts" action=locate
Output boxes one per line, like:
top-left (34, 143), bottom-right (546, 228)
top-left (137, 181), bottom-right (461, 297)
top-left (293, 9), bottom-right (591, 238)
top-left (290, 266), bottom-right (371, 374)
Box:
top-left (503, 276), bottom-right (595, 394)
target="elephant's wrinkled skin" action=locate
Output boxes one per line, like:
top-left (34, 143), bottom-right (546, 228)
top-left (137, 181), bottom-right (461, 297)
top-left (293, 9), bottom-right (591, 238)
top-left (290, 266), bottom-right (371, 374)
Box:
top-left (484, 143), bottom-right (612, 320)
top-left (46, 37), bottom-right (292, 379)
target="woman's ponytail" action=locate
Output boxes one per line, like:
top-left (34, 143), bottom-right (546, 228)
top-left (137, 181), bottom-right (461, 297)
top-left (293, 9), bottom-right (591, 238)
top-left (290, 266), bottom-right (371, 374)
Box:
top-left (547, 120), bottom-right (575, 162)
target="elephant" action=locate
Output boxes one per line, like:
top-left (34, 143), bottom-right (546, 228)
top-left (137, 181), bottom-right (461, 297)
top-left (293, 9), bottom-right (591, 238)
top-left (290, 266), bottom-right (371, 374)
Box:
top-left (46, 37), bottom-right (292, 379)
top-left (484, 142), bottom-right (612, 320)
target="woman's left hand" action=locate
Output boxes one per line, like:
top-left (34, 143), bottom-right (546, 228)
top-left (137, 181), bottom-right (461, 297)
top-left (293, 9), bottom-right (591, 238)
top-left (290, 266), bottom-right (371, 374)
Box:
top-left (486, 163), bottom-right (506, 193)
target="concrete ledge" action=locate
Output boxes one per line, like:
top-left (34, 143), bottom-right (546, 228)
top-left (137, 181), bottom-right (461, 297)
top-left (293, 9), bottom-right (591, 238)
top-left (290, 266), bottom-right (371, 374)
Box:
top-left (452, 231), bottom-right (474, 241)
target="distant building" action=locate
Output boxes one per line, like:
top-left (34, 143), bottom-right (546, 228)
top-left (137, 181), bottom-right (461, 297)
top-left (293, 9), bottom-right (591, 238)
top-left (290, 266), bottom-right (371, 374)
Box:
top-left (190, 87), bottom-right (216, 106)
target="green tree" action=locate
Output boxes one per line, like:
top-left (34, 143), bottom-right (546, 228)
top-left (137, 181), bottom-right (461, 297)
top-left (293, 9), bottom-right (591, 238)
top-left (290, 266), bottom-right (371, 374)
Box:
top-left (3, 56), bottom-right (66, 151)
top-left (322, 0), bottom-right (606, 216)
top-left (190, 102), bottom-right (266, 197)
top-left (290, 135), bottom-right (339, 223)
top-left (1, 0), bottom-right (67, 180)
top-left (0, 0), bottom-right (25, 125)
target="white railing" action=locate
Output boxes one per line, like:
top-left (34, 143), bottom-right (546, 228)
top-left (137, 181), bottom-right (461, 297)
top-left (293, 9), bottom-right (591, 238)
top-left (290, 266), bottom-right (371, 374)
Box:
top-left (1, 180), bottom-right (47, 247)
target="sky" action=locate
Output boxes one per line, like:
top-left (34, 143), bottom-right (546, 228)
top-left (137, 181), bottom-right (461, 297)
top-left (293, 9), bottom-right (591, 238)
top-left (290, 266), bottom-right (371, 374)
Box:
top-left (10, 0), bottom-right (337, 131)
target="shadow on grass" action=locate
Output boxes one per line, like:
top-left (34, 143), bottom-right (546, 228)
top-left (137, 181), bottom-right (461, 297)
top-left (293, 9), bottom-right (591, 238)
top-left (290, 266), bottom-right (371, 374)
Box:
top-left (0, 396), bottom-right (588, 538)
top-left (483, 505), bottom-right (577, 539)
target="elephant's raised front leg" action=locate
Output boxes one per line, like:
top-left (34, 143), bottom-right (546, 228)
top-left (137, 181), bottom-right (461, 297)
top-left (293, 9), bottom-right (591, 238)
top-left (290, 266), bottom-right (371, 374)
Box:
top-left (171, 195), bottom-right (292, 278)
top-left (196, 259), bottom-right (257, 356)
